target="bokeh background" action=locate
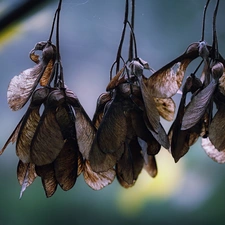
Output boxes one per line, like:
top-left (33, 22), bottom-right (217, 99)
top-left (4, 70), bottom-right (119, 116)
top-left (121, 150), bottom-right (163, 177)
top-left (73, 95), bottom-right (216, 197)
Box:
top-left (1, 0), bottom-right (225, 224)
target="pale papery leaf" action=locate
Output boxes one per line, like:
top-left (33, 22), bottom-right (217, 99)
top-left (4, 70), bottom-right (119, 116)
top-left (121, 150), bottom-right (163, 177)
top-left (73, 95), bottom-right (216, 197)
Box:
top-left (7, 64), bottom-right (44, 111)
top-left (7, 42), bottom-right (56, 111)
top-left (146, 42), bottom-right (199, 98)
top-left (83, 160), bottom-right (115, 190)
top-left (147, 61), bottom-right (191, 98)
top-left (202, 137), bottom-right (225, 163)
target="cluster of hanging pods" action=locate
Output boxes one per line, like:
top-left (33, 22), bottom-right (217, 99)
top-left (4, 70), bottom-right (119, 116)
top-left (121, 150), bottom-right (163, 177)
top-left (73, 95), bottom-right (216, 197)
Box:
top-left (1, 0), bottom-right (225, 198)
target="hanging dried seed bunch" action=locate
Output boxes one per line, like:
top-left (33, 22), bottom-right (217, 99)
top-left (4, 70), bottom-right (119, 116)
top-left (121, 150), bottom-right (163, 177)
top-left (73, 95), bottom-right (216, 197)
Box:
top-left (167, 0), bottom-right (225, 163)
top-left (1, 0), bottom-right (114, 198)
top-left (89, 0), bottom-right (174, 188)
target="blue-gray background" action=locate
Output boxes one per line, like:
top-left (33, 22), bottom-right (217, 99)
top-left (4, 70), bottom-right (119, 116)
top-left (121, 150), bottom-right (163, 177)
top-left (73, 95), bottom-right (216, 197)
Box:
top-left (1, 0), bottom-right (225, 224)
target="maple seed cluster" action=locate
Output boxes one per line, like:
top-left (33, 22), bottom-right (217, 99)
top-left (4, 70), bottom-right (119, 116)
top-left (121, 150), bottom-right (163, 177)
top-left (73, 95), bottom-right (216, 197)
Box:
top-left (1, 0), bottom-right (225, 198)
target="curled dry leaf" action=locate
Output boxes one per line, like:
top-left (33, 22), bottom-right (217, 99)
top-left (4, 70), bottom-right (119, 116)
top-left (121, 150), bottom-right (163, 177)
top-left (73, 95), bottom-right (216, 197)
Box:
top-left (181, 80), bottom-right (217, 130)
top-left (106, 67), bottom-right (125, 91)
top-left (7, 42), bottom-right (56, 111)
top-left (17, 160), bottom-right (37, 199)
top-left (202, 137), bottom-right (225, 163)
top-left (146, 42), bottom-right (199, 98)
top-left (83, 160), bottom-right (115, 190)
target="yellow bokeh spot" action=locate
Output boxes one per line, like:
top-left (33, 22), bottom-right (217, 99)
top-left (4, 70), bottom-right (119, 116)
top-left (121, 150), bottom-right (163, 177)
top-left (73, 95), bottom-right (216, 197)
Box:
top-left (116, 149), bottom-right (184, 216)
top-left (0, 24), bottom-right (22, 50)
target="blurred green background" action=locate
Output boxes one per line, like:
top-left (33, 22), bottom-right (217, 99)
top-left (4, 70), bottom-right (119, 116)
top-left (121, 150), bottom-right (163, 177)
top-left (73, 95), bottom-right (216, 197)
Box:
top-left (1, 0), bottom-right (225, 224)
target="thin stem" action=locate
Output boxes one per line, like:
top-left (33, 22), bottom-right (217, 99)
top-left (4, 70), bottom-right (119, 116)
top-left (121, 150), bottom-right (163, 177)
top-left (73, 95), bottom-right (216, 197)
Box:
top-left (201, 0), bottom-right (210, 41)
top-left (48, 9), bottom-right (58, 42)
top-left (192, 59), bottom-right (204, 76)
top-left (128, 0), bottom-right (135, 61)
top-left (127, 21), bottom-right (138, 59)
top-left (56, 0), bottom-right (62, 62)
top-left (114, 0), bottom-right (129, 77)
top-left (212, 0), bottom-right (220, 60)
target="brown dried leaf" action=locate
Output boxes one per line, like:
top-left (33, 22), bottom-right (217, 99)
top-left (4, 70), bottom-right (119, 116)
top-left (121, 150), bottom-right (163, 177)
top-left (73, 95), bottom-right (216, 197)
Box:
top-left (16, 88), bottom-right (50, 162)
top-left (31, 109), bottom-right (64, 166)
top-left (92, 92), bottom-right (112, 129)
top-left (74, 106), bottom-right (96, 160)
top-left (96, 95), bottom-right (127, 154)
top-left (35, 163), bottom-right (57, 198)
top-left (54, 139), bottom-right (78, 191)
top-left (154, 97), bottom-right (175, 121)
top-left (116, 139), bottom-right (144, 188)
top-left (143, 155), bottom-right (158, 178)
top-left (89, 138), bottom-right (117, 172)
top-left (138, 138), bottom-right (158, 177)
top-left (130, 110), bottom-right (161, 155)
top-left (77, 151), bottom-right (84, 176)
top-left (0, 116), bottom-right (23, 155)
top-left (138, 76), bottom-right (160, 133)
top-left (40, 59), bottom-right (54, 86)
top-left (16, 108), bottom-right (40, 163)
top-left (17, 160), bottom-right (37, 198)
top-left (64, 88), bottom-right (96, 159)
top-left (106, 67), bottom-right (125, 91)
top-left (209, 106), bottom-right (225, 151)
top-left (143, 112), bottom-right (170, 150)
top-left (202, 137), bottom-right (225, 163)
top-left (218, 69), bottom-right (225, 95)
top-left (83, 160), bottom-right (115, 190)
